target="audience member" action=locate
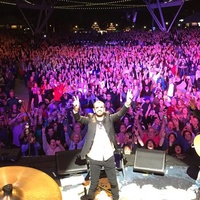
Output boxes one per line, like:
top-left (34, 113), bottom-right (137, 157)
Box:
top-left (6, 89), bottom-right (21, 112)
top-left (42, 126), bottom-right (65, 155)
top-left (21, 130), bottom-right (41, 156)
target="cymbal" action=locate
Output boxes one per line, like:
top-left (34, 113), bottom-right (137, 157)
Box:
top-left (0, 166), bottom-right (62, 200)
top-left (194, 135), bottom-right (200, 157)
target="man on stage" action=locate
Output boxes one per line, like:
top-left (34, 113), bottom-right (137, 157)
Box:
top-left (73, 89), bottom-right (133, 200)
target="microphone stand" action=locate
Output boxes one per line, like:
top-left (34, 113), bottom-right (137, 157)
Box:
top-left (117, 147), bottom-right (128, 188)
top-left (20, 100), bottom-right (32, 166)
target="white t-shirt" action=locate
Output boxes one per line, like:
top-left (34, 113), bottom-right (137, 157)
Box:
top-left (87, 122), bottom-right (114, 161)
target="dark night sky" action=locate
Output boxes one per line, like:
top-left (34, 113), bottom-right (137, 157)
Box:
top-left (43, 0), bottom-right (199, 30)
top-left (0, 0), bottom-right (199, 30)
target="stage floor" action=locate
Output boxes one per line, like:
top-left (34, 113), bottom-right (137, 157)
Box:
top-left (1, 151), bottom-right (200, 200)
top-left (60, 165), bottom-right (199, 200)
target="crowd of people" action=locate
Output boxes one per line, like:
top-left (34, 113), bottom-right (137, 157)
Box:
top-left (0, 27), bottom-right (200, 161)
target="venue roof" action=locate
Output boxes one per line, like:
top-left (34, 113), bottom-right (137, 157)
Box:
top-left (0, 0), bottom-right (146, 10)
top-left (0, 0), bottom-right (194, 10)
top-left (0, 0), bottom-right (199, 33)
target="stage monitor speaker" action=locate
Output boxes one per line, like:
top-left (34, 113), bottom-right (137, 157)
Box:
top-left (55, 149), bottom-right (88, 176)
top-left (0, 148), bottom-right (21, 162)
top-left (133, 148), bottom-right (166, 175)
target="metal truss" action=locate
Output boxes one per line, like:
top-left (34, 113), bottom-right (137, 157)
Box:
top-left (16, 0), bottom-right (56, 35)
top-left (1, 0), bottom-right (187, 33)
top-left (143, 0), bottom-right (185, 32)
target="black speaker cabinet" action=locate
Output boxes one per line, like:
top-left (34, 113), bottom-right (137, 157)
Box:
top-left (133, 148), bottom-right (166, 175)
top-left (0, 148), bottom-right (21, 162)
top-left (55, 149), bottom-right (88, 176)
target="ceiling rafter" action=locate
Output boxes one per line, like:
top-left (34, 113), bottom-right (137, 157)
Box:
top-left (0, 0), bottom-right (147, 9)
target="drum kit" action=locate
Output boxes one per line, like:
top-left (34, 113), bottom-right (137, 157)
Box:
top-left (0, 166), bottom-right (62, 200)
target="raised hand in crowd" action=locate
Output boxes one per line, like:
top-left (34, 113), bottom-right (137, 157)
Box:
top-left (73, 96), bottom-right (80, 112)
top-left (125, 89), bottom-right (133, 106)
